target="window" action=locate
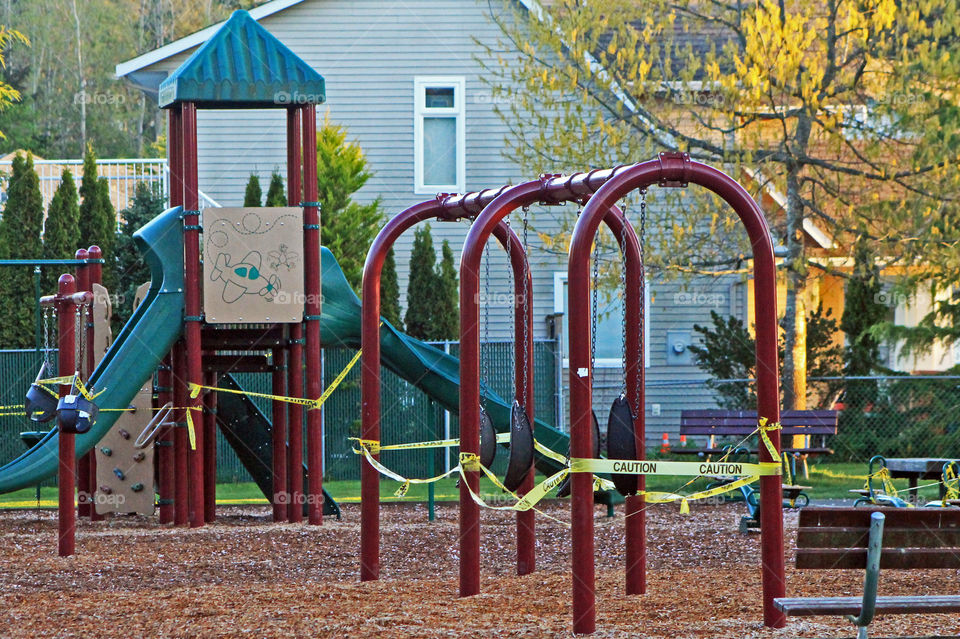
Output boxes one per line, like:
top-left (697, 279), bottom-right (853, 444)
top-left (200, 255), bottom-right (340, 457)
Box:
top-left (414, 77), bottom-right (465, 194)
top-left (553, 272), bottom-right (650, 368)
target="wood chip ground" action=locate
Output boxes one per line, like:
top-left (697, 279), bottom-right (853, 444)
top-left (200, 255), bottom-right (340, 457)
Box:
top-left (1, 501), bottom-right (958, 637)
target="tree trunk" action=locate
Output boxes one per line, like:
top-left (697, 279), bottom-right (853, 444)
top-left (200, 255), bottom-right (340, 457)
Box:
top-left (71, 0), bottom-right (86, 155)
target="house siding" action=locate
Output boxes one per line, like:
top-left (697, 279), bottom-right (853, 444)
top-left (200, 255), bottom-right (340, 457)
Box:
top-left (133, 0), bottom-right (761, 445)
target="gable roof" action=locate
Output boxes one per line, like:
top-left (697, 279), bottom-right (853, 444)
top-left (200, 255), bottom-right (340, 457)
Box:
top-left (158, 9), bottom-right (324, 109)
top-left (116, 0), bottom-right (306, 79)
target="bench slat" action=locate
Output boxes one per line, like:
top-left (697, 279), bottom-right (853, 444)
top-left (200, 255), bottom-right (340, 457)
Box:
top-left (798, 526), bottom-right (960, 549)
top-left (799, 507), bottom-right (960, 529)
top-left (673, 447), bottom-right (834, 456)
top-left (679, 425), bottom-right (837, 435)
top-left (775, 595), bottom-right (960, 616)
top-left (797, 548), bottom-right (960, 569)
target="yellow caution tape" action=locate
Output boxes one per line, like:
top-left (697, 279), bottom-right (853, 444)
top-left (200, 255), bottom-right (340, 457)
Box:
top-left (758, 417), bottom-right (782, 463)
top-left (569, 457), bottom-right (781, 477)
top-left (188, 348), bottom-right (361, 410)
top-left (352, 439), bottom-right (460, 490)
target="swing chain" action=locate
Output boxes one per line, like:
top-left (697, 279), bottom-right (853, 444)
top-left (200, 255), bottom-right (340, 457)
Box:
top-left (505, 216), bottom-right (516, 392)
top-left (74, 305), bottom-right (82, 374)
top-left (482, 241), bottom-right (490, 409)
top-left (637, 189), bottom-right (647, 414)
top-left (521, 209), bottom-right (530, 403)
top-left (620, 202), bottom-right (628, 399)
top-left (43, 307), bottom-right (54, 373)
top-left (591, 235), bottom-right (599, 370)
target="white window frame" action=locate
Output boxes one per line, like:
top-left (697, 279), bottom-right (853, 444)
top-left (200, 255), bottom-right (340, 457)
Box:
top-left (414, 76), bottom-right (466, 195)
top-left (553, 271), bottom-right (650, 369)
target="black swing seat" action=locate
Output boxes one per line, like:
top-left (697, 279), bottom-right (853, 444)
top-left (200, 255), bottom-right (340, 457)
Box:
top-left (502, 401), bottom-right (534, 492)
top-left (479, 405), bottom-right (497, 469)
top-left (56, 393), bottom-right (99, 434)
top-left (606, 394), bottom-right (639, 497)
top-left (24, 383), bottom-right (58, 423)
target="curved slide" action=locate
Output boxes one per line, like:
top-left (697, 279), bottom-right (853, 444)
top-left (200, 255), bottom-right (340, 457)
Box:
top-left (0, 211), bottom-right (578, 498)
top-left (0, 206), bottom-right (185, 493)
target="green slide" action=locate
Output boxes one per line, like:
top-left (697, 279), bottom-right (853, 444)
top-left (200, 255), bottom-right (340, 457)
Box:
top-left (0, 206), bottom-right (185, 493)
top-left (0, 211), bottom-right (574, 494)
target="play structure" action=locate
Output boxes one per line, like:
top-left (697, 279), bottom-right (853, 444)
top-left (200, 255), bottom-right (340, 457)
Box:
top-left (15, 9), bottom-right (959, 637)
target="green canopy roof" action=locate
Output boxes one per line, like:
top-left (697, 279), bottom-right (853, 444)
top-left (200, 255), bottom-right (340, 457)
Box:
top-left (159, 10), bottom-right (325, 109)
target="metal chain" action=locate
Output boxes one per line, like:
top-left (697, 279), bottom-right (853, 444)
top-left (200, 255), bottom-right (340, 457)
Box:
top-left (43, 308), bottom-right (54, 373)
top-left (591, 234), bottom-right (599, 371)
top-left (505, 216), bottom-right (516, 394)
top-left (74, 306), bottom-right (82, 375)
top-left (482, 241), bottom-right (490, 409)
top-left (521, 207), bottom-right (530, 407)
top-left (637, 189), bottom-right (647, 414)
top-left (620, 201), bottom-right (629, 399)
top-left (80, 304), bottom-right (88, 378)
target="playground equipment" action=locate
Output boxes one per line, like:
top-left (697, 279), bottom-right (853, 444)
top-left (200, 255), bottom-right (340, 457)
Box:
top-left (359, 185), bottom-right (641, 583)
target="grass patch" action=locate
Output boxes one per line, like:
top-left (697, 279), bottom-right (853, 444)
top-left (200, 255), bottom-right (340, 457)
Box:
top-left (0, 461), bottom-right (947, 508)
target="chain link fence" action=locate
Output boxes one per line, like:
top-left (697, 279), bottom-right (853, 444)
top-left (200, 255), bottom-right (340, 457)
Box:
top-left (0, 342), bottom-right (561, 485)
top-left (674, 375), bottom-right (960, 462)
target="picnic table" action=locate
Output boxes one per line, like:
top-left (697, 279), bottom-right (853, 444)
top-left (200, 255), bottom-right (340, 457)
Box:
top-left (882, 457), bottom-right (956, 504)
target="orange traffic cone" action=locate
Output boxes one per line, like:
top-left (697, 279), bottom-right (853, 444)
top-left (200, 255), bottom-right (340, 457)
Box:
top-left (660, 432), bottom-right (670, 454)
top-left (680, 434), bottom-right (687, 447)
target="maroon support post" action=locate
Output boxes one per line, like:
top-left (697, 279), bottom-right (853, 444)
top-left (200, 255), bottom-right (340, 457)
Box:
top-left (172, 343), bottom-right (189, 526)
top-left (568, 155), bottom-right (784, 631)
top-left (301, 105), bottom-right (323, 525)
top-left (74, 250), bottom-right (91, 519)
top-left (271, 347), bottom-right (288, 520)
top-left (203, 371), bottom-right (217, 522)
top-left (181, 102), bottom-right (205, 527)
top-left (55, 275), bottom-right (79, 556)
top-left (286, 106), bottom-right (304, 523)
top-left (157, 355), bottom-right (174, 524)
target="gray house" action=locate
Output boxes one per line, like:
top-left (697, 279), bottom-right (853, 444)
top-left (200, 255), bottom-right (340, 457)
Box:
top-left (117, 0), bottom-right (772, 442)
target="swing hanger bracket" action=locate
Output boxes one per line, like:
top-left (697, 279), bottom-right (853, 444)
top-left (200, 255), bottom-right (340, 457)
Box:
top-left (537, 173), bottom-right (566, 205)
top-left (658, 151), bottom-right (691, 187)
top-left (433, 193), bottom-right (462, 221)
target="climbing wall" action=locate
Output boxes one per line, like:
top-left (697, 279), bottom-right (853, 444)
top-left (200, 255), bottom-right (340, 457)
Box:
top-left (94, 283), bottom-right (156, 515)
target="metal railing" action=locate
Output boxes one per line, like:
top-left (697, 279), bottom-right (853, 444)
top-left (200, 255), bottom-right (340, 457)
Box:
top-left (0, 158), bottom-right (221, 216)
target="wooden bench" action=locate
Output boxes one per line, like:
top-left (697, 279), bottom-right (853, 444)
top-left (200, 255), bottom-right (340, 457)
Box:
top-left (676, 409), bottom-right (838, 457)
top-left (775, 507), bottom-right (960, 638)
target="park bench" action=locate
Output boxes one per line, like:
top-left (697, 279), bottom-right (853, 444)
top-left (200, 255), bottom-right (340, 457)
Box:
top-left (676, 409), bottom-right (838, 458)
top-left (677, 409), bottom-right (837, 530)
top-left (775, 507), bottom-right (960, 639)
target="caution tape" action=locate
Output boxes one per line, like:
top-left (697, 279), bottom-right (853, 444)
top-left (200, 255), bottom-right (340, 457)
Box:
top-left (188, 348), bottom-right (361, 410)
top-left (758, 417), bottom-right (782, 463)
top-left (568, 457), bottom-right (781, 477)
top-left (352, 438), bottom-right (462, 496)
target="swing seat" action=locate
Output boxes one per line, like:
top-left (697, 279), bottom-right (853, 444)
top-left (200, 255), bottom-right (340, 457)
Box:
top-left (557, 411), bottom-right (601, 498)
top-left (479, 406), bottom-right (497, 469)
top-left (56, 393), bottom-right (99, 434)
top-left (606, 395), bottom-right (639, 497)
top-left (502, 401), bottom-right (534, 492)
top-left (24, 383), bottom-right (58, 423)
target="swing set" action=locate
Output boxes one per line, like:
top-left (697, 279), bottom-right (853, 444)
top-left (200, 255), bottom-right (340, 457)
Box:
top-left (358, 153), bottom-right (787, 632)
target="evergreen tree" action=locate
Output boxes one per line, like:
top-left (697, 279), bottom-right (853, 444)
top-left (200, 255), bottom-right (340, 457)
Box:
top-left (405, 224), bottom-right (437, 340)
top-left (114, 182), bottom-right (165, 327)
top-left (317, 114), bottom-right (384, 291)
top-left (380, 247), bottom-right (401, 327)
top-left (41, 169), bottom-right (80, 293)
top-left (243, 173), bottom-right (262, 207)
top-left (0, 153), bottom-right (44, 346)
top-left (433, 239), bottom-right (458, 340)
top-left (265, 171), bottom-right (287, 206)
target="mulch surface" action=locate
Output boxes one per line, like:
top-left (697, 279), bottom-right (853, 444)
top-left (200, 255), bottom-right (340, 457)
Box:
top-left (1, 501), bottom-right (958, 638)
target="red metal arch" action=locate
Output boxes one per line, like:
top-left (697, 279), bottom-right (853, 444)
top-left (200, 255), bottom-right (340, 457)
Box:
top-left (567, 154), bottom-right (783, 632)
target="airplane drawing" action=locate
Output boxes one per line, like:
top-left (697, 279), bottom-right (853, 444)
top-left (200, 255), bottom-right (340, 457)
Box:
top-left (210, 251), bottom-right (281, 303)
